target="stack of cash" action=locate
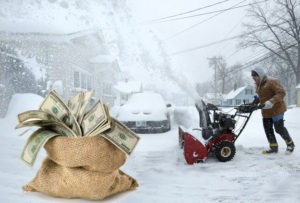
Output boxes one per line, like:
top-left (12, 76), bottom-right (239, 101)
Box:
top-left (15, 89), bottom-right (140, 167)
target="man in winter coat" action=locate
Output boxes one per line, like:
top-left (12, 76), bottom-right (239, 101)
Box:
top-left (251, 67), bottom-right (295, 154)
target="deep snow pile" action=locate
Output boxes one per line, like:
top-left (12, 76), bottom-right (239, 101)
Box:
top-left (1, 94), bottom-right (300, 202)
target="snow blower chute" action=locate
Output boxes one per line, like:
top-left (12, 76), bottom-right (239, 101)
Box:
top-left (178, 100), bottom-right (264, 164)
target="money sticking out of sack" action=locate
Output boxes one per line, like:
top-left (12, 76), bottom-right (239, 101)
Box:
top-left (16, 89), bottom-right (140, 200)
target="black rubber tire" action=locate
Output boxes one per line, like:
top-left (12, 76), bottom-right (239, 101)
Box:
top-left (215, 140), bottom-right (236, 162)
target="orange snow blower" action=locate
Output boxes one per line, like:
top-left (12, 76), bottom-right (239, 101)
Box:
top-left (178, 100), bottom-right (264, 164)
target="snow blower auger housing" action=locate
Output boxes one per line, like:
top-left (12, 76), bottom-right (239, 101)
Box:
top-left (178, 100), bottom-right (264, 164)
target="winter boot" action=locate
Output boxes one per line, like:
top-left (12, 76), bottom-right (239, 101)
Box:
top-left (263, 118), bottom-right (278, 154)
top-left (262, 146), bottom-right (278, 154)
top-left (286, 141), bottom-right (295, 154)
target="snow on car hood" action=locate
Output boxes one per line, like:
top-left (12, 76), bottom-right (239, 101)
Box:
top-left (117, 92), bottom-right (168, 121)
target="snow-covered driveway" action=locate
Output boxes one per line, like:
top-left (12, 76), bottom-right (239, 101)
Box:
top-left (1, 97), bottom-right (300, 202)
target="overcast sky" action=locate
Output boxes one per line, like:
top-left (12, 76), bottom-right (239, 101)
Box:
top-left (0, 0), bottom-right (256, 86)
top-left (127, 0), bottom-right (255, 84)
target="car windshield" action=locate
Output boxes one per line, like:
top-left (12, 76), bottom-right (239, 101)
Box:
top-left (118, 92), bottom-right (167, 121)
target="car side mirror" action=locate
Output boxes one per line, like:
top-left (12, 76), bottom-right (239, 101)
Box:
top-left (166, 104), bottom-right (172, 108)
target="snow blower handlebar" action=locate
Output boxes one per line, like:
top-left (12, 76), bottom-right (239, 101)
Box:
top-left (231, 103), bottom-right (265, 141)
top-left (235, 103), bottom-right (265, 113)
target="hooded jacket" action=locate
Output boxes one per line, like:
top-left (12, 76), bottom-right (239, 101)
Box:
top-left (252, 67), bottom-right (287, 118)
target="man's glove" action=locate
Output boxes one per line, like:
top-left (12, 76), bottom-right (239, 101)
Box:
top-left (252, 95), bottom-right (259, 104)
top-left (263, 100), bottom-right (274, 109)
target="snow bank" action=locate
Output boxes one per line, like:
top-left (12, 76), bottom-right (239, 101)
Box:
top-left (0, 93), bottom-right (44, 149)
top-left (4, 93), bottom-right (43, 117)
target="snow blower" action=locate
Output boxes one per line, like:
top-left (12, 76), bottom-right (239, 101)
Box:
top-left (178, 100), bottom-right (264, 164)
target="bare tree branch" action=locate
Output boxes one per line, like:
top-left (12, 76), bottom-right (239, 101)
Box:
top-left (242, 0), bottom-right (300, 83)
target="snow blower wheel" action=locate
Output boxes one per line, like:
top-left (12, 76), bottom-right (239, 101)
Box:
top-left (215, 140), bottom-right (236, 162)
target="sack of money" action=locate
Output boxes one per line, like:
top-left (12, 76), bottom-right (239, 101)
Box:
top-left (16, 89), bottom-right (140, 200)
top-left (44, 135), bottom-right (126, 172)
top-left (22, 138), bottom-right (138, 200)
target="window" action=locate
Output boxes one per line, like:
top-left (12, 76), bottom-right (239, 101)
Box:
top-left (74, 71), bottom-right (92, 90)
top-left (74, 71), bottom-right (80, 88)
top-left (102, 82), bottom-right (112, 95)
top-left (87, 76), bottom-right (92, 90)
top-left (236, 99), bottom-right (241, 105)
top-left (81, 73), bottom-right (87, 89)
top-left (245, 89), bottom-right (253, 95)
top-left (228, 99), bottom-right (232, 105)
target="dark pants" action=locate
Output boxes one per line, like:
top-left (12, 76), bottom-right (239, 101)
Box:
top-left (263, 118), bottom-right (293, 149)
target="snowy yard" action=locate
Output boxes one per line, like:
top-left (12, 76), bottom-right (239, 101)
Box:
top-left (1, 94), bottom-right (300, 203)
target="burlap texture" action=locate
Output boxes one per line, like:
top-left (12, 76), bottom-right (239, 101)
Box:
top-left (44, 135), bottom-right (126, 173)
top-left (23, 158), bottom-right (138, 200)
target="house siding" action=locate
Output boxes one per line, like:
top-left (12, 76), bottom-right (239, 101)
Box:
top-left (297, 90), bottom-right (300, 107)
top-left (222, 85), bottom-right (255, 106)
top-left (0, 31), bottom-right (119, 117)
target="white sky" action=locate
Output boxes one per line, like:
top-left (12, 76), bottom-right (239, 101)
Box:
top-left (0, 0), bottom-right (258, 86)
top-left (127, 0), bottom-right (256, 83)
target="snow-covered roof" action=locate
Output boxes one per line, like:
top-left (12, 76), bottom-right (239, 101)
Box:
top-left (204, 93), bottom-right (222, 100)
top-left (114, 81), bottom-right (142, 94)
top-left (223, 86), bottom-right (249, 100)
top-left (0, 29), bottom-right (102, 44)
top-left (89, 54), bottom-right (115, 64)
top-left (296, 84), bottom-right (300, 89)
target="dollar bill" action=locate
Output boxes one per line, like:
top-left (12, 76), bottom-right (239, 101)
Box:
top-left (15, 120), bottom-right (77, 137)
top-left (39, 90), bottom-right (82, 136)
top-left (67, 92), bottom-right (84, 119)
top-left (18, 129), bottom-right (31, 136)
top-left (81, 100), bottom-right (107, 136)
top-left (77, 90), bottom-right (95, 124)
top-left (100, 118), bottom-right (140, 155)
top-left (20, 128), bottom-right (59, 167)
top-left (18, 110), bottom-right (58, 123)
top-left (88, 104), bottom-right (111, 136)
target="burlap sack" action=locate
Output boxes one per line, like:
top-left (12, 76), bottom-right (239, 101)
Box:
top-left (23, 158), bottom-right (138, 200)
top-left (44, 135), bottom-right (126, 173)
top-left (23, 135), bottom-right (138, 200)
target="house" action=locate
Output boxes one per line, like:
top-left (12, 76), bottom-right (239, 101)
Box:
top-left (297, 84), bottom-right (300, 107)
top-left (222, 85), bottom-right (256, 106)
top-left (0, 29), bottom-right (120, 110)
top-left (203, 92), bottom-right (223, 105)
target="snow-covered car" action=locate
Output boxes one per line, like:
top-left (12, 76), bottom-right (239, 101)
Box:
top-left (117, 91), bottom-right (171, 133)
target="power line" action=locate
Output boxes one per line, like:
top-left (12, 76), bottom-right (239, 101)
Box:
top-left (170, 18), bottom-right (299, 55)
top-left (217, 16), bottom-right (245, 55)
top-left (158, 0), bottom-right (269, 23)
top-left (152, 0), bottom-right (231, 22)
top-left (204, 43), bottom-right (297, 87)
top-left (228, 43), bottom-right (280, 64)
top-left (166, 0), bottom-right (247, 40)
top-left (225, 20), bottom-right (299, 60)
top-left (170, 29), bottom-right (262, 55)
top-left (228, 43), bottom-right (298, 74)
top-left (224, 27), bottom-right (298, 68)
